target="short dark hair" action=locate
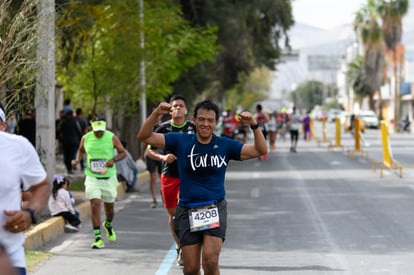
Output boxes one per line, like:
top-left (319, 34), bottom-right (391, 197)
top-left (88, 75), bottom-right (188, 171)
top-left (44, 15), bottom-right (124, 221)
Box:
top-left (193, 100), bottom-right (220, 121)
top-left (169, 95), bottom-right (186, 104)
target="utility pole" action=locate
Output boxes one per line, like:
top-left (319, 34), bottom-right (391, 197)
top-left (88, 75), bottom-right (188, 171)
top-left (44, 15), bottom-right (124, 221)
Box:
top-left (36, 0), bottom-right (56, 178)
top-left (139, 0), bottom-right (146, 126)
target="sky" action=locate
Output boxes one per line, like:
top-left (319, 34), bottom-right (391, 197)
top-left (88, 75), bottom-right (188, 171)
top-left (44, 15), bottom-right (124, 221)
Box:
top-left (292, 0), bottom-right (366, 29)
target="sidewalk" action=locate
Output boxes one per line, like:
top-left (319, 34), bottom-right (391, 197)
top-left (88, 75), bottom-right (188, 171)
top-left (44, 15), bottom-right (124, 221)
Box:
top-left (24, 157), bottom-right (149, 250)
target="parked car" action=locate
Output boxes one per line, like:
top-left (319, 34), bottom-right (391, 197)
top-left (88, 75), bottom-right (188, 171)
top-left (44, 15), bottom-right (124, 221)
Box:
top-left (327, 109), bottom-right (347, 124)
top-left (327, 109), bottom-right (342, 122)
top-left (358, 110), bottom-right (379, 129)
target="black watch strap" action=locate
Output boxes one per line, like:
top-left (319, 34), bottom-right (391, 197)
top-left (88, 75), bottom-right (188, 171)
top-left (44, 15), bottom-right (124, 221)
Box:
top-left (23, 208), bottom-right (37, 225)
top-left (250, 123), bottom-right (260, 130)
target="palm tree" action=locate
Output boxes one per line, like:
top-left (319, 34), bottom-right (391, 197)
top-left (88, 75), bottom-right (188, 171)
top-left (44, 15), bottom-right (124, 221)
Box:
top-left (376, 0), bottom-right (409, 127)
top-left (353, 0), bottom-right (385, 114)
top-left (347, 55), bottom-right (372, 106)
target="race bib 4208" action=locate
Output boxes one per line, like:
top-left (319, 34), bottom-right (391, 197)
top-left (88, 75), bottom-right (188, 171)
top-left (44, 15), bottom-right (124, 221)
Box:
top-left (188, 202), bottom-right (220, 232)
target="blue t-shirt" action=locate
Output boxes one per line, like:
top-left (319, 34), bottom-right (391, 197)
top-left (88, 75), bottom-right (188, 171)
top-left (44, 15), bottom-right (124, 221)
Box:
top-left (165, 133), bottom-right (243, 206)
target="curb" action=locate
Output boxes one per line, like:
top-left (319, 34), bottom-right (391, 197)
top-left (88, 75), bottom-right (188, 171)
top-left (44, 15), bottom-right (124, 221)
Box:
top-left (24, 171), bottom-right (150, 250)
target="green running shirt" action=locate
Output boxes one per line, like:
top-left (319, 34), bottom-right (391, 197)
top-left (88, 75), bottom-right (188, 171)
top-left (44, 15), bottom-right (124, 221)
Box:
top-left (84, 131), bottom-right (116, 178)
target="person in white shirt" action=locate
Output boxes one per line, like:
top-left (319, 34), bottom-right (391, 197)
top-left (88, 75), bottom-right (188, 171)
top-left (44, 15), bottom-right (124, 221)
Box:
top-left (0, 103), bottom-right (50, 275)
top-left (289, 106), bottom-right (302, 152)
top-left (48, 175), bottom-right (81, 233)
top-left (266, 112), bottom-right (277, 151)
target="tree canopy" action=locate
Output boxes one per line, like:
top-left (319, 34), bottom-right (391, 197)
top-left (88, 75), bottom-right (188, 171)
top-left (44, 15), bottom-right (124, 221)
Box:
top-left (56, 0), bottom-right (218, 116)
top-left (173, 0), bottom-right (294, 103)
top-left (0, 0), bottom-right (39, 115)
top-left (290, 80), bottom-right (325, 112)
top-left (1, 0), bottom-right (294, 124)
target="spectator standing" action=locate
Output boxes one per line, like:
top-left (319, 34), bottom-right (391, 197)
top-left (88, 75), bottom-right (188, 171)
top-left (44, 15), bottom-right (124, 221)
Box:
top-left (137, 100), bottom-right (267, 275)
top-left (116, 141), bottom-right (138, 192)
top-left (71, 119), bottom-right (126, 249)
top-left (75, 108), bottom-right (89, 170)
top-left (0, 103), bottom-right (50, 275)
top-left (60, 110), bottom-right (82, 174)
top-left (63, 98), bottom-right (73, 115)
top-left (17, 109), bottom-right (36, 147)
top-left (75, 108), bottom-right (89, 134)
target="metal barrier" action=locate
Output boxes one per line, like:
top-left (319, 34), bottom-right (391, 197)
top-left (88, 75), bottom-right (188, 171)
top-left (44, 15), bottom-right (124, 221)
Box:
top-left (316, 118), bottom-right (330, 146)
top-left (348, 118), bottom-right (368, 159)
top-left (310, 118), bottom-right (315, 140)
top-left (372, 121), bottom-right (402, 178)
top-left (328, 117), bottom-right (345, 150)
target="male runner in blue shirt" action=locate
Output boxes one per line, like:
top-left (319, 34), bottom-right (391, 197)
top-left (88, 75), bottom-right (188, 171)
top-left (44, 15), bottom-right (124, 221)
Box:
top-left (138, 100), bottom-right (267, 274)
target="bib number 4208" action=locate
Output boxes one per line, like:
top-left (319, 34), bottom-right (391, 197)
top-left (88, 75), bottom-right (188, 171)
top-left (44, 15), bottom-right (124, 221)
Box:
top-left (189, 205), bottom-right (220, 232)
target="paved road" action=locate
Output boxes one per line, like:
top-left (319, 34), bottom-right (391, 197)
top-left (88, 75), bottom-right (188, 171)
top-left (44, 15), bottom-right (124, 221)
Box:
top-left (31, 125), bottom-right (414, 274)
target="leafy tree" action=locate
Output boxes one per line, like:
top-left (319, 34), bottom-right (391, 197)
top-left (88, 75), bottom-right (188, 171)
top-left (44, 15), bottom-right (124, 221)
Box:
top-left (292, 80), bottom-right (324, 112)
top-left (346, 55), bottom-right (372, 106)
top-left (324, 100), bottom-right (344, 111)
top-left (289, 81), bottom-right (341, 112)
top-left (55, 0), bottom-right (218, 157)
top-left (56, 0), bottom-right (218, 116)
top-left (224, 66), bottom-right (273, 112)
top-left (174, 0), bottom-right (294, 102)
top-left (0, 0), bottom-right (39, 115)
top-left (377, 0), bottom-right (408, 50)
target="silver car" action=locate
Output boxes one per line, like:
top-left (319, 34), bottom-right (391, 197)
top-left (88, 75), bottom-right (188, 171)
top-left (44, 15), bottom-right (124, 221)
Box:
top-left (358, 110), bottom-right (379, 129)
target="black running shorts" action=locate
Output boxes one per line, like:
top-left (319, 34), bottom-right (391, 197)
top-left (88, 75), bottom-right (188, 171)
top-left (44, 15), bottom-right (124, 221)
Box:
top-left (174, 199), bottom-right (227, 246)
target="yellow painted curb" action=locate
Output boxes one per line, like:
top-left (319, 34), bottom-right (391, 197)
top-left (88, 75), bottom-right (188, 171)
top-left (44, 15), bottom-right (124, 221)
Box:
top-left (24, 217), bottom-right (65, 250)
top-left (137, 171), bottom-right (150, 191)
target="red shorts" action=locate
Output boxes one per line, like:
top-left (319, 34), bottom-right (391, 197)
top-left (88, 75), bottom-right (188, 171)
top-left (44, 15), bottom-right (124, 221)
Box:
top-left (160, 175), bottom-right (180, 209)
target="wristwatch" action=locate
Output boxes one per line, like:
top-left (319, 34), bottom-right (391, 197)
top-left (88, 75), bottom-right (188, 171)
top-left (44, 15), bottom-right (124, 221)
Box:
top-left (250, 123), bottom-right (260, 130)
top-left (23, 208), bottom-right (37, 225)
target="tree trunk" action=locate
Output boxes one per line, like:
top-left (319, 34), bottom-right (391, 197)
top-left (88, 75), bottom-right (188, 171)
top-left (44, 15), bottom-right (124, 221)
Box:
top-left (393, 48), bottom-right (399, 130)
top-left (36, 0), bottom-right (56, 179)
top-left (115, 112), bottom-right (141, 161)
top-left (369, 93), bottom-right (375, 111)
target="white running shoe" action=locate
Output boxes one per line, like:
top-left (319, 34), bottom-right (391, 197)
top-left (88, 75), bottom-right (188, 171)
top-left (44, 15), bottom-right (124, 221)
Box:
top-left (64, 224), bottom-right (79, 233)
